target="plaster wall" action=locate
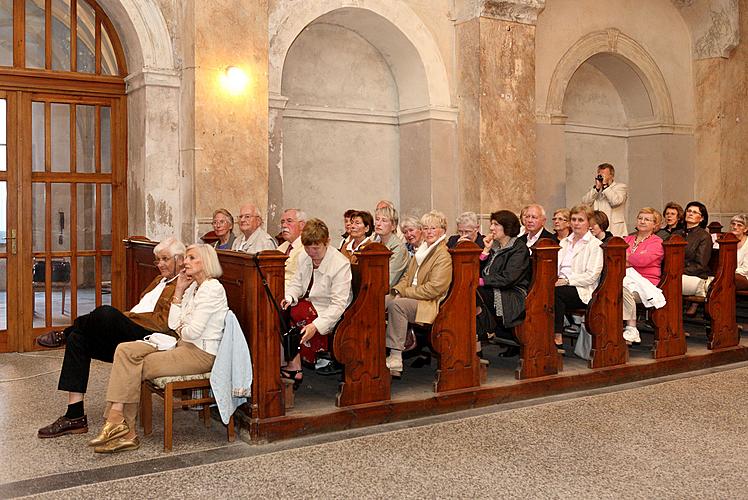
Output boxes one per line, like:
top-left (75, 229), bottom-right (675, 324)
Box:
top-left (563, 63), bottom-right (626, 127)
top-left (281, 22), bottom-right (400, 237)
top-left (536, 0), bottom-right (694, 125)
top-left (564, 133), bottom-right (627, 210)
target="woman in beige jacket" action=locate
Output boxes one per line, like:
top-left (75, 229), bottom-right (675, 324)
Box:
top-left (386, 210), bottom-right (453, 378)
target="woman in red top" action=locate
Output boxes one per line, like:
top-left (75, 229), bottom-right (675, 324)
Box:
top-left (622, 207), bottom-right (664, 343)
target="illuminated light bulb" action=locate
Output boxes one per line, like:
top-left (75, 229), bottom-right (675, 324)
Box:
top-left (221, 66), bottom-right (250, 94)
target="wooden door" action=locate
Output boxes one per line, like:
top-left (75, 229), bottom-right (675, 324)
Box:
top-left (16, 91), bottom-right (125, 351)
top-left (0, 90), bottom-right (19, 351)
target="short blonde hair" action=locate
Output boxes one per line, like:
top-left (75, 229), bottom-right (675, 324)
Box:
top-left (553, 208), bottom-right (571, 222)
top-left (421, 210), bottom-right (448, 230)
top-left (301, 218), bottom-right (330, 246)
top-left (375, 206), bottom-right (399, 228)
top-left (186, 243), bottom-right (223, 279)
top-left (638, 207), bottom-right (662, 227)
top-left (569, 204), bottom-right (594, 222)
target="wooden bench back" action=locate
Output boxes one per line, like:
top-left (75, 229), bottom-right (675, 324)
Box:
top-left (650, 234), bottom-right (687, 358)
top-left (706, 232), bottom-right (739, 349)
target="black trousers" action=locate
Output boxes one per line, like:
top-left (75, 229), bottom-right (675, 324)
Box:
top-left (58, 305), bottom-right (151, 393)
top-left (554, 285), bottom-right (587, 333)
top-left (476, 287), bottom-right (515, 341)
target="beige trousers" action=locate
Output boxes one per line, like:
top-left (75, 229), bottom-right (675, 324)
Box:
top-left (385, 295), bottom-right (419, 351)
top-left (104, 340), bottom-right (215, 429)
top-left (622, 287), bottom-right (642, 321)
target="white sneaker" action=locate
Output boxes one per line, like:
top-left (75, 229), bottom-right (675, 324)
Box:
top-left (386, 352), bottom-right (403, 376)
top-left (623, 325), bottom-right (641, 343)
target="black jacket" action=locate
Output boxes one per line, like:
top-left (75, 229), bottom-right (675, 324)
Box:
top-left (479, 238), bottom-right (531, 328)
top-left (518, 228), bottom-right (557, 247)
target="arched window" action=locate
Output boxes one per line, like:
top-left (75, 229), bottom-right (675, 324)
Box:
top-left (0, 0), bottom-right (127, 352)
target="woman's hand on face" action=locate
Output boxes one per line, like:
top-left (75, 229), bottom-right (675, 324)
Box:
top-left (300, 323), bottom-right (318, 344)
top-left (175, 269), bottom-right (193, 293)
top-left (483, 233), bottom-right (494, 251)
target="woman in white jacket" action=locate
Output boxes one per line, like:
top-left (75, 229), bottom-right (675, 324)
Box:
top-left (553, 204), bottom-right (604, 351)
top-left (90, 244), bottom-right (228, 453)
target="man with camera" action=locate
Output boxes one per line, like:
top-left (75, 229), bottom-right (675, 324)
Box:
top-left (581, 163), bottom-right (628, 236)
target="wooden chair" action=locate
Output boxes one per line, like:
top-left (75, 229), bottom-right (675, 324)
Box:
top-left (32, 259), bottom-right (71, 315)
top-left (140, 373), bottom-right (235, 452)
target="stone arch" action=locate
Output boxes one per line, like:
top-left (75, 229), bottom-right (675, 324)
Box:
top-left (269, 0), bottom-right (452, 110)
top-left (545, 29), bottom-right (674, 127)
top-left (95, 0), bottom-right (183, 241)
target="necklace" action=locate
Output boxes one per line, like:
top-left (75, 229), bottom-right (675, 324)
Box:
top-left (631, 233), bottom-right (651, 252)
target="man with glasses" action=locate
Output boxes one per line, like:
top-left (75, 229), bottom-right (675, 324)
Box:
top-left (231, 202), bottom-right (277, 253)
top-left (581, 163), bottom-right (629, 236)
top-left (36, 237), bottom-right (186, 439)
top-left (277, 208), bottom-right (307, 285)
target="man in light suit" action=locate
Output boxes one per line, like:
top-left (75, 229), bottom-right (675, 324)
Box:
top-left (581, 163), bottom-right (628, 236)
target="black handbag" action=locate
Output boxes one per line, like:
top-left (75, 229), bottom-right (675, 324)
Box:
top-left (254, 255), bottom-right (302, 362)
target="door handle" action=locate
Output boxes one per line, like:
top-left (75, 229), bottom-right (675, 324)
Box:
top-left (6, 229), bottom-right (16, 255)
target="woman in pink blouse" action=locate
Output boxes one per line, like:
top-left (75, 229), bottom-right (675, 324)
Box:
top-left (622, 207), bottom-right (665, 343)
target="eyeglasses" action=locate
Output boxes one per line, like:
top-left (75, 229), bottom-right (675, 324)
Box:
top-left (637, 216), bottom-right (655, 222)
top-left (153, 256), bottom-right (175, 266)
top-left (280, 218), bottom-right (298, 225)
top-left (212, 219), bottom-right (230, 226)
top-left (552, 217), bottom-right (568, 222)
top-left (238, 214), bottom-right (259, 220)
top-left (685, 209), bottom-right (702, 215)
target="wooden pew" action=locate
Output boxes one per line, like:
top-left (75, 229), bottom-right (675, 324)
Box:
top-left (430, 240), bottom-right (482, 392)
top-left (706, 232), bottom-right (739, 350)
top-left (124, 238), bottom-right (288, 433)
top-left (650, 234), bottom-right (687, 359)
top-left (333, 242), bottom-right (391, 407)
top-left (586, 237), bottom-right (629, 369)
top-left (514, 238), bottom-right (562, 379)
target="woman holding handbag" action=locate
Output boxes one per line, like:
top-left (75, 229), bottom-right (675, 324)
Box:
top-left (281, 219), bottom-right (353, 389)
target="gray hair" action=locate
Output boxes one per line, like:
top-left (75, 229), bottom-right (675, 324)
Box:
top-left (455, 211), bottom-right (479, 228)
top-left (523, 203), bottom-right (547, 219)
top-left (154, 237), bottom-right (186, 258)
top-left (731, 213), bottom-right (748, 226)
top-left (400, 215), bottom-right (422, 231)
top-left (283, 208), bottom-right (307, 222)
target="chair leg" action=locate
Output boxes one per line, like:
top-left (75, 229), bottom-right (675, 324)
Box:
top-left (140, 383), bottom-right (153, 436)
top-left (227, 416), bottom-right (235, 442)
top-left (202, 404), bottom-right (211, 428)
top-left (164, 384), bottom-right (174, 452)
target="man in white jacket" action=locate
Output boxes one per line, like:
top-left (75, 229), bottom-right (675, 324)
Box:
top-left (581, 163), bottom-right (628, 237)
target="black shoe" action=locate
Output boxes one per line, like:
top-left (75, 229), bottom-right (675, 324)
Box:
top-left (38, 415), bottom-right (88, 438)
top-left (316, 362), bottom-right (343, 376)
top-left (410, 353), bottom-right (431, 368)
top-left (498, 346), bottom-right (520, 358)
top-left (36, 330), bottom-right (66, 348)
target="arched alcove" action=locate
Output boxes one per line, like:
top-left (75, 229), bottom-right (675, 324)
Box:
top-left (537, 28), bottom-right (695, 223)
top-left (269, 1), bottom-right (457, 234)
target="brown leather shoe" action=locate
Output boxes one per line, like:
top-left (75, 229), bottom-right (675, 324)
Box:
top-left (36, 330), bottom-right (66, 348)
top-left (38, 415), bottom-right (88, 438)
top-left (88, 421), bottom-right (129, 446)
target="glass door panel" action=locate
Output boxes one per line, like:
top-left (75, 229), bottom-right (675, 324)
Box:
top-left (0, 181), bottom-right (7, 332)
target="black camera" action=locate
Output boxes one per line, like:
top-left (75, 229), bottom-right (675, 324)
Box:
top-left (596, 175), bottom-right (604, 182)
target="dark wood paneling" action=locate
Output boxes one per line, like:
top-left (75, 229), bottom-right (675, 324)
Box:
top-left (651, 235), bottom-right (687, 359)
top-left (707, 233), bottom-right (739, 350)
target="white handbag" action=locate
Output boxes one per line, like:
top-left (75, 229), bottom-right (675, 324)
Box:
top-left (139, 332), bottom-right (177, 351)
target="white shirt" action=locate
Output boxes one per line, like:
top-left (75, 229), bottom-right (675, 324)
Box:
top-left (525, 230), bottom-right (542, 249)
top-left (278, 236), bottom-right (304, 285)
top-left (231, 227), bottom-right (277, 254)
top-left (129, 276), bottom-right (177, 314)
top-left (168, 279), bottom-right (229, 355)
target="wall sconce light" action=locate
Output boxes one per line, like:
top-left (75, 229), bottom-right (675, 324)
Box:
top-left (221, 65), bottom-right (250, 94)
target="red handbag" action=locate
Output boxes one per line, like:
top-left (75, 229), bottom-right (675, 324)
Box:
top-left (289, 275), bottom-right (328, 365)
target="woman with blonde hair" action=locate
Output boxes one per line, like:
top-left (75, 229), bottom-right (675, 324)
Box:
top-left (386, 210), bottom-right (452, 377)
top-left (552, 208), bottom-right (571, 241)
top-left (90, 244), bottom-right (228, 453)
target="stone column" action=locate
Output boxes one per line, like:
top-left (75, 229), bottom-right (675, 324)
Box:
top-left (182, 0), bottom-right (270, 241)
top-left (456, 0), bottom-right (543, 216)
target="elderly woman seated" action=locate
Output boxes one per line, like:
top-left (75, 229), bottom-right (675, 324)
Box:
top-left (374, 205), bottom-right (409, 287)
top-left (447, 211), bottom-right (484, 249)
top-left (677, 201), bottom-right (713, 315)
top-left (90, 244), bottom-right (228, 453)
top-left (590, 210), bottom-right (614, 243)
top-left (476, 210), bottom-right (531, 358)
top-left (554, 205), bottom-right (604, 351)
top-left (401, 215), bottom-right (424, 256)
top-left (622, 207), bottom-right (665, 343)
top-left (281, 219), bottom-right (353, 388)
top-left (386, 210), bottom-right (452, 378)
top-left (552, 208), bottom-right (571, 241)
top-left (341, 210), bottom-right (374, 259)
top-left (656, 202), bottom-right (684, 241)
top-left (731, 213), bottom-right (748, 291)
top-left (210, 208), bottom-right (236, 250)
